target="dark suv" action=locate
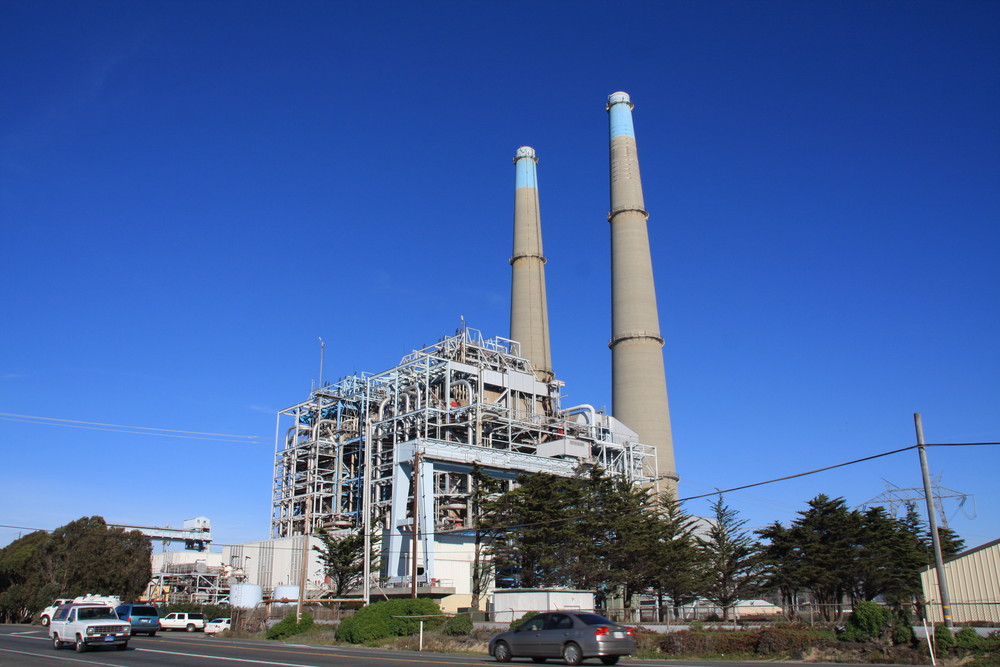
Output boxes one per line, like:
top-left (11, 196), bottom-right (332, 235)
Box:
top-left (114, 604), bottom-right (160, 636)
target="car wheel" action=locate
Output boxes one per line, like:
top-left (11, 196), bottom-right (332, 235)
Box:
top-left (52, 634), bottom-right (62, 650)
top-left (493, 640), bottom-right (512, 662)
top-left (116, 643), bottom-right (128, 651)
top-left (75, 634), bottom-right (87, 652)
top-left (148, 631), bottom-right (157, 637)
top-left (562, 642), bottom-right (583, 666)
top-left (41, 616), bottom-right (50, 627)
top-left (600, 657), bottom-right (620, 665)
top-left (186, 623), bottom-right (195, 632)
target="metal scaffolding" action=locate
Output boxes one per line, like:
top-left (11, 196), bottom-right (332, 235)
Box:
top-left (271, 326), bottom-right (655, 588)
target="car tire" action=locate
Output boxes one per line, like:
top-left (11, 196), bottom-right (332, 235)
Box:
top-left (41, 616), bottom-right (50, 627)
top-left (600, 657), bottom-right (620, 665)
top-left (116, 643), bottom-right (128, 651)
top-left (74, 634), bottom-right (87, 652)
top-left (493, 640), bottom-right (512, 662)
top-left (52, 634), bottom-right (62, 650)
top-left (562, 642), bottom-right (583, 666)
top-left (186, 623), bottom-right (195, 632)
top-left (148, 631), bottom-right (157, 637)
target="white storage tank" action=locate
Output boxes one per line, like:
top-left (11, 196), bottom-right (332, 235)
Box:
top-left (272, 585), bottom-right (299, 603)
top-left (230, 583), bottom-right (263, 609)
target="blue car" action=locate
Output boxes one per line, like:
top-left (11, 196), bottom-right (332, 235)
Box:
top-left (114, 604), bottom-right (160, 636)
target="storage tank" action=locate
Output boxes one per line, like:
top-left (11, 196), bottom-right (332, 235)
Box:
top-left (230, 583), bottom-right (263, 609)
top-left (272, 585), bottom-right (299, 603)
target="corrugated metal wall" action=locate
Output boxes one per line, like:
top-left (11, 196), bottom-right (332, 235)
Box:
top-left (921, 539), bottom-right (1000, 624)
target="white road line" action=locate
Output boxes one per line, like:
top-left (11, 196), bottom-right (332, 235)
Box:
top-left (0, 646), bottom-right (123, 666)
top-left (138, 647), bottom-right (323, 666)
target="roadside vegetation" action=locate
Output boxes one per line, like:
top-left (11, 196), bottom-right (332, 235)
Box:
top-left (0, 516), bottom-right (150, 623)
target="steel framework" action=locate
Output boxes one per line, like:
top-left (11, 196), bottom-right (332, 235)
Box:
top-left (271, 326), bottom-right (655, 588)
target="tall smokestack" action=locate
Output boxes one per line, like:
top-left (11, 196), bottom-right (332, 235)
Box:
top-left (510, 146), bottom-right (553, 381)
top-left (606, 91), bottom-right (678, 492)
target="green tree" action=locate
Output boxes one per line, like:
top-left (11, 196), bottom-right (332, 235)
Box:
top-left (756, 520), bottom-right (805, 619)
top-left (576, 467), bottom-right (660, 615)
top-left (0, 516), bottom-right (150, 621)
top-left (698, 496), bottom-right (762, 620)
top-left (312, 528), bottom-right (379, 596)
top-left (468, 463), bottom-right (505, 611)
top-left (648, 496), bottom-right (705, 621)
top-left (785, 495), bottom-right (862, 621)
top-left (40, 517), bottom-right (151, 601)
top-left (853, 506), bottom-right (926, 605)
top-left (484, 471), bottom-right (584, 588)
top-left (0, 530), bottom-right (51, 622)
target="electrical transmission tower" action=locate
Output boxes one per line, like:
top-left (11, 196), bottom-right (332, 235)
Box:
top-left (860, 477), bottom-right (975, 529)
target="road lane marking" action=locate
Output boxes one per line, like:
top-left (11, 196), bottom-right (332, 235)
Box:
top-left (0, 646), bottom-right (123, 665)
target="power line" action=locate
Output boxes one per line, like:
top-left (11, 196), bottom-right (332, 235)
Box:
top-left (0, 412), bottom-right (266, 443)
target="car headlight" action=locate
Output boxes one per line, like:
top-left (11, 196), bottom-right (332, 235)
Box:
top-left (86, 627), bottom-right (96, 635)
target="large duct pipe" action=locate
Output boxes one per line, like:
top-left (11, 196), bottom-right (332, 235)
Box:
top-left (606, 91), bottom-right (678, 493)
top-left (510, 146), bottom-right (553, 381)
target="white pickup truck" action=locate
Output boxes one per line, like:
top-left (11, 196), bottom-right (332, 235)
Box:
top-left (49, 603), bottom-right (131, 652)
top-left (160, 611), bottom-right (207, 631)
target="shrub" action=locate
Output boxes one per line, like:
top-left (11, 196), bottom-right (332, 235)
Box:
top-left (934, 624), bottom-right (956, 653)
top-left (266, 612), bottom-right (314, 640)
top-left (841, 601), bottom-right (890, 643)
top-left (509, 610), bottom-right (539, 630)
top-left (441, 614), bottom-right (473, 636)
top-left (335, 598), bottom-right (443, 644)
top-left (954, 627), bottom-right (983, 651)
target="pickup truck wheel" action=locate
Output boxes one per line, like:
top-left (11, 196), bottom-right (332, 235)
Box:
top-left (74, 634), bottom-right (87, 652)
top-left (52, 634), bottom-right (62, 650)
top-left (40, 616), bottom-right (50, 627)
top-left (116, 643), bottom-right (128, 651)
top-left (147, 631), bottom-right (157, 637)
top-left (186, 623), bottom-right (195, 632)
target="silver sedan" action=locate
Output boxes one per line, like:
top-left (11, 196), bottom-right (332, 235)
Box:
top-left (488, 611), bottom-right (636, 665)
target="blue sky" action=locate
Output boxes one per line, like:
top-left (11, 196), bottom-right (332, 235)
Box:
top-left (2, 1), bottom-right (998, 552)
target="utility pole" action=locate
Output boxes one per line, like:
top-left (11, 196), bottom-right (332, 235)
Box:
top-left (411, 452), bottom-right (421, 599)
top-left (915, 413), bottom-right (953, 628)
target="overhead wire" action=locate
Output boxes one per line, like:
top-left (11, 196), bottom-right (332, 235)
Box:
top-left (0, 411), bottom-right (266, 443)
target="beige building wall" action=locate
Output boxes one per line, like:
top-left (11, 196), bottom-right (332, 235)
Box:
top-left (920, 538), bottom-right (1000, 624)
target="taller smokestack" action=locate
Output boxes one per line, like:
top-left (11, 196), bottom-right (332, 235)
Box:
top-left (606, 92), bottom-right (678, 492)
top-left (510, 146), bottom-right (553, 381)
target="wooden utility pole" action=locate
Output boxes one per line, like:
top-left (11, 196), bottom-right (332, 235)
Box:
top-left (915, 413), bottom-right (953, 628)
top-left (411, 452), bottom-right (421, 599)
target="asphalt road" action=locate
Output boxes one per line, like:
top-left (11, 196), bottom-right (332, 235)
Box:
top-left (0, 625), bottom-right (913, 667)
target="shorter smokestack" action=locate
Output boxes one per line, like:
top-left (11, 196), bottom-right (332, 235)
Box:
top-left (510, 146), bottom-right (553, 381)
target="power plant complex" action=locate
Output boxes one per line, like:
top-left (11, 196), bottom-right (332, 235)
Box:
top-left (180, 92), bottom-right (677, 612)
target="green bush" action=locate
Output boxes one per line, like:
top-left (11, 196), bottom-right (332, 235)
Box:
top-left (335, 598), bottom-right (443, 644)
top-left (266, 612), bottom-right (314, 640)
top-left (955, 627), bottom-right (983, 651)
top-left (509, 610), bottom-right (539, 630)
top-left (441, 614), bottom-right (473, 636)
top-left (934, 624), bottom-right (956, 653)
top-left (841, 601), bottom-right (890, 643)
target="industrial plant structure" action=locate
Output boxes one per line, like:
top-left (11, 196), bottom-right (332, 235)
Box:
top-left (262, 92), bottom-right (675, 609)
